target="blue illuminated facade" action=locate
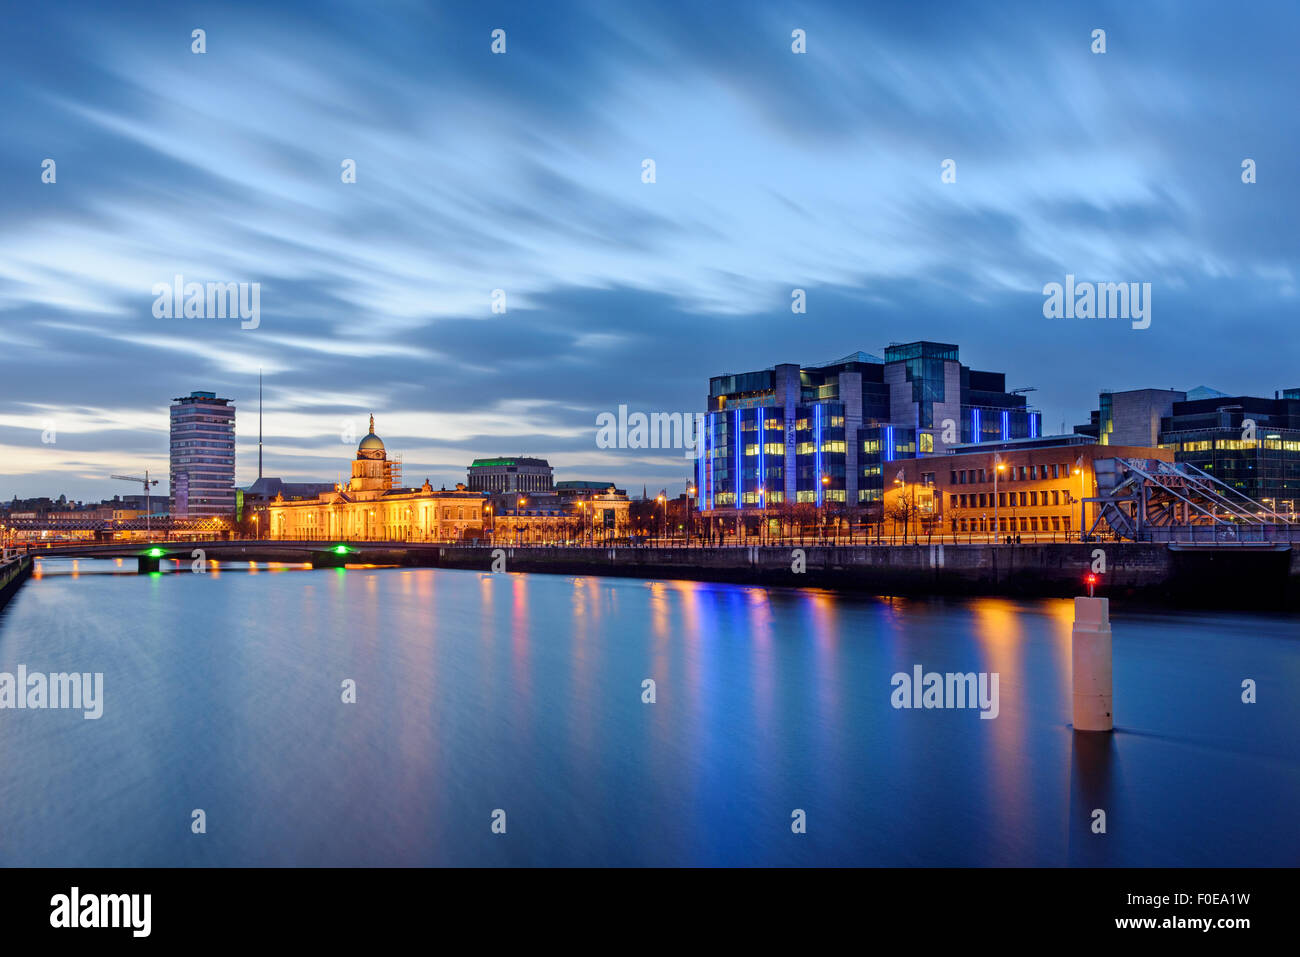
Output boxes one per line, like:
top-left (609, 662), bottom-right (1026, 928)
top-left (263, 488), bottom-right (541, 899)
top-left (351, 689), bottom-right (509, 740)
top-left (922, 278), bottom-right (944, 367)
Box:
top-left (699, 343), bottom-right (1040, 514)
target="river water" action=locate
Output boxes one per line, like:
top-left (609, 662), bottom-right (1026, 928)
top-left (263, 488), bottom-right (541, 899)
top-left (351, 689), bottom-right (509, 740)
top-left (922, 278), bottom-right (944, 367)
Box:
top-left (0, 557), bottom-right (1296, 866)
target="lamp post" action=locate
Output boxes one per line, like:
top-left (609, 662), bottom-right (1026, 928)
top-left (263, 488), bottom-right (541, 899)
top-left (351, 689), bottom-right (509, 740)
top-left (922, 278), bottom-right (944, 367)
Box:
top-left (820, 474), bottom-right (830, 543)
top-left (994, 459), bottom-right (1005, 544)
top-left (686, 485), bottom-right (696, 545)
top-left (893, 475), bottom-right (905, 544)
top-left (656, 494), bottom-right (666, 545)
top-left (1073, 466), bottom-right (1084, 541)
top-left (518, 497), bottom-right (526, 546)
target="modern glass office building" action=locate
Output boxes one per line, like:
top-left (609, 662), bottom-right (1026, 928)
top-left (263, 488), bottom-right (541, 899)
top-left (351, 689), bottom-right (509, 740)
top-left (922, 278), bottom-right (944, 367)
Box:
top-left (1077, 386), bottom-right (1300, 516)
top-left (696, 343), bottom-right (1040, 514)
top-left (169, 391), bottom-right (236, 518)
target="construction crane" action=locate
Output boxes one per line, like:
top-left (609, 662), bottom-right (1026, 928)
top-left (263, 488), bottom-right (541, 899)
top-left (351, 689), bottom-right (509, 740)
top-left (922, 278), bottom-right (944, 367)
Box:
top-left (1011, 386), bottom-right (1038, 395)
top-left (110, 471), bottom-right (160, 536)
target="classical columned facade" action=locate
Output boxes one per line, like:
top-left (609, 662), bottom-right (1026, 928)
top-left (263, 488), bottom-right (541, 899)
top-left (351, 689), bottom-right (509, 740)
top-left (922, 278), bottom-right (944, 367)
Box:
top-left (266, 417), bottom-right (486, 542)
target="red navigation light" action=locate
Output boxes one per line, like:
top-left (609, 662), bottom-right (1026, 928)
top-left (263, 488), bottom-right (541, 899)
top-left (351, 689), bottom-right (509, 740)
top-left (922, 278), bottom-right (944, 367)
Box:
top-left (1084, 572), bottom-right (1099, 597)
top-left (1085, 573), bottom-right (1097, 585)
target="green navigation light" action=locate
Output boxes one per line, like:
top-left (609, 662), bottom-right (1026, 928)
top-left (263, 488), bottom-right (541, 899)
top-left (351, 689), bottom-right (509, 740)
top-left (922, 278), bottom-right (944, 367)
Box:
top-left (333, 545), bottom-right (352, 555)
top-left (147, 547), bottom-right (165, 558)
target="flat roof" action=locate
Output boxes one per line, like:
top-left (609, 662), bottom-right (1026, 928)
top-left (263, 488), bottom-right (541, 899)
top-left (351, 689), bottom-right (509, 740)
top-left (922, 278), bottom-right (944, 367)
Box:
top-left (468, 457), bottom-right (551, 468)
top-left (947, 434), bottom-right (1095, 453)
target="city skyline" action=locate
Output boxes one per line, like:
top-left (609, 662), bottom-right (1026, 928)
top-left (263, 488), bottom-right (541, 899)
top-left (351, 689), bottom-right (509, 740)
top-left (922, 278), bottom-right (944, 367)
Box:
top-left (3, 1), bottom-right (1298, 501)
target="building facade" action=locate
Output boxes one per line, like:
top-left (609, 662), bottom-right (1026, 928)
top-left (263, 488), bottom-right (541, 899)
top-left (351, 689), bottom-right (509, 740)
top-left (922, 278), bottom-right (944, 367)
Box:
top-left (1077, 387), bottom-right (1300, 517)
top-left (883, 436), bottom-right (1174, 541)
top-left (267, 418), bottom-right (486, 542)
top-left (170, 391), bottom-right (236, 518)
top-left (696, 343), bottom-right (1041, 518)
top-left (467, 457), bottom-right (554, 493)
top-left (484, 481), bottom-right (632, 544)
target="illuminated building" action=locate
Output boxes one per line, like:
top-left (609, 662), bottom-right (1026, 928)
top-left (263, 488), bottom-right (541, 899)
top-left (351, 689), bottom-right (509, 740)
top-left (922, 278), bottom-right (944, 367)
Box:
top-left (170, 391), bottom-right (235, 518)
top-left (1076, 387), bottom-right (1300, 517)
top-left (266, 417), bottom-right (486, 541)
top-left (467, 457), bottom-right (553, 493)
top-left (883, 435), bottom-right (1174, 540)
top-left (484, 481), bottom-right (631, 544)
top-left (697, 343), bottom-right (1040, 520)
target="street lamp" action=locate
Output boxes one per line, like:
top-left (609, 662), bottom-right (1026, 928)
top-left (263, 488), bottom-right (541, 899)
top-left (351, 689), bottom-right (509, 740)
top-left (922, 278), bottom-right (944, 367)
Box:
top-left (656, 494), bottom-right (666, 545)
top-left (820, 474), bottom-right (830, 543)
top-left (994, 460), bottom-right (1006, 544)
top-left (893, 475), bottom-right (905, 544)
top-left (686, 485), bottom-right (696, 545)
top-left (1073, 466), bottom-right (1084, 541)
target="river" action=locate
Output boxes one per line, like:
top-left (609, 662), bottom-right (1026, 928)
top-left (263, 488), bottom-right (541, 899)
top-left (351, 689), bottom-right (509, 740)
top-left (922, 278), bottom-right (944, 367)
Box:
top-left (0, 557), bottom-right (1296, 866)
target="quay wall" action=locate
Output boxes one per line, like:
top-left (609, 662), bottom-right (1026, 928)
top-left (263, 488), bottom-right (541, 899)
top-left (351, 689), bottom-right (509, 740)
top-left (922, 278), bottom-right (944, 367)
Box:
top-left (431, 543), bottom-right (1300, 607)
top-left (0, 555), bottom-right (33, 611)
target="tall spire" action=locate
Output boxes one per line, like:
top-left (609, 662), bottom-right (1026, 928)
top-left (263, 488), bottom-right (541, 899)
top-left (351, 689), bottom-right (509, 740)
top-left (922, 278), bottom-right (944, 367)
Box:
top-left (369, 413), bottom-right (375, 434)
top-left (258, 368), bottom-right (263, 480)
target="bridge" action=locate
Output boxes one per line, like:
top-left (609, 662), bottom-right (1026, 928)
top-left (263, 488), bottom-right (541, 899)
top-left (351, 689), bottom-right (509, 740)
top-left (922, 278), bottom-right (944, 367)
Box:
top-left (18, 540), bottom-right (444, 573)
top-left (3, 515), bottom-right (233, 539)
top-left (1089, 458), bottom-right (1300, 545)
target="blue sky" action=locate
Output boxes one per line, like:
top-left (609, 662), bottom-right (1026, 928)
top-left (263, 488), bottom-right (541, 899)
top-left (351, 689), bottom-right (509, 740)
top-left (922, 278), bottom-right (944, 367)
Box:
top-left (2, 0), bottom-right (1297, 501)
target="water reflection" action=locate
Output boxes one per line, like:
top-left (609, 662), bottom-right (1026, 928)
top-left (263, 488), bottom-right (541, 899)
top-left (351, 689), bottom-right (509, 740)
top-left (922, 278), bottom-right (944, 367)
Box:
top-left (0, 558), bottom-right (1295, 867)
top-left (1067, 731), bottom-right (1119, 866)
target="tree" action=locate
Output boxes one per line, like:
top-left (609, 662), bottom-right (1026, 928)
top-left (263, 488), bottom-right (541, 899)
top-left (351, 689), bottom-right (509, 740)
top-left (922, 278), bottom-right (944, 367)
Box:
top-left (887, 495), bottom-right (917, 544)
top-left (919, 508), bottom-right (942, 545)
top-left (792, 503), bottom-right (817, 545)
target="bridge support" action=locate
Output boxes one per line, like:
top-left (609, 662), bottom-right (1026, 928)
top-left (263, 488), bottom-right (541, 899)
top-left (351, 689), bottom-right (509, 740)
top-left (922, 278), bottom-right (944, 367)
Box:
top-left (311, 550), bottom-right (349, 569)
top-left (138, 555), bottom-right (161, 574)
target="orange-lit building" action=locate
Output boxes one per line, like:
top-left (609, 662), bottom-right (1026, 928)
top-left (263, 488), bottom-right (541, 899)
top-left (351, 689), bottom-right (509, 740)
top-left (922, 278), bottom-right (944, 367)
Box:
top-left (883, 436), bottom-right (1174, 540)
top-left (266, 417), bottom-right (486, 542)
top-left (484, 483), bottom-right (632, 544)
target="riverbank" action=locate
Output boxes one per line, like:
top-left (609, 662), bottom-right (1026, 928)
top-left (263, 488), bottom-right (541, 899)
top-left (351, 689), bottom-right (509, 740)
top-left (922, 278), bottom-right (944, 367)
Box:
top-left (0, 555), bottom-right (32, 611)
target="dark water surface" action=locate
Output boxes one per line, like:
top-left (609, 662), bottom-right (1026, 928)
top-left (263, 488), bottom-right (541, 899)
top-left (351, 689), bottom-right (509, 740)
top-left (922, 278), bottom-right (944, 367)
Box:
top-left (1, 557), bottom-right (1296, 866)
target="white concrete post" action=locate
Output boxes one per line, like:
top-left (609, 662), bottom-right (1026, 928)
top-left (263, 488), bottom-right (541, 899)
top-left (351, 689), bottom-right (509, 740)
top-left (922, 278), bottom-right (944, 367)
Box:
top-left (1071, 596), bottom-right (1113, 731)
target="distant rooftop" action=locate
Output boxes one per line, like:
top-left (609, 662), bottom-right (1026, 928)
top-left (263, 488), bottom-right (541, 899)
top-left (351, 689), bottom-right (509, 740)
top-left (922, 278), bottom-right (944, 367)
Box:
top-left (807, 350), bottom-right (887, 367)
top-left (469, 457), bottom-right (551, 468)
top-left (173, 391), bottom-right (231, 404)
top-left (242, 477), bottom-right (334, 499)
top-left (948, 434), bottom-right (1096, 453)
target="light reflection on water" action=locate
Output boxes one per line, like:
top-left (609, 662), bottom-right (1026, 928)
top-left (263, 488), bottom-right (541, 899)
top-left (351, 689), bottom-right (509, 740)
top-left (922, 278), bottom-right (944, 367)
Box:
top-left (0, 558), bottom-right (1296, 866)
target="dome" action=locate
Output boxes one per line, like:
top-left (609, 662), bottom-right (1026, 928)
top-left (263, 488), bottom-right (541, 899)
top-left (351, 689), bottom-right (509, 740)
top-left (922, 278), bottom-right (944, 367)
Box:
top-left (357, 414), bottom-right (385, 458)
